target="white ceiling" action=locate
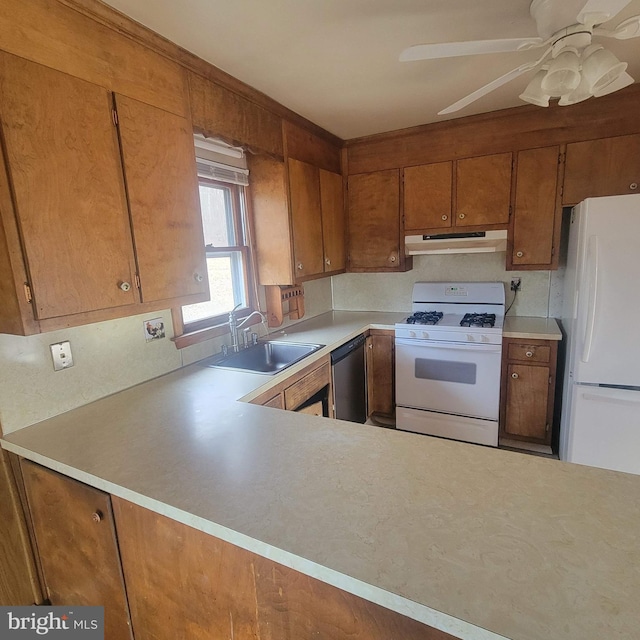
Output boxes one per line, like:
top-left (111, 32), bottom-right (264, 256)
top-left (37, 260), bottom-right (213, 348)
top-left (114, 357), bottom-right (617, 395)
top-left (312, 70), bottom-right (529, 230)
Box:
top-left (102, 0), bottom-right (640, 139)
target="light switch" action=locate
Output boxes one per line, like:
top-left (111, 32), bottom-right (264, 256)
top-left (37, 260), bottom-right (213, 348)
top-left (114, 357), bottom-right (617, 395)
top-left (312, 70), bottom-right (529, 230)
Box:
top-left (50, 341), bottom-right (74, 371)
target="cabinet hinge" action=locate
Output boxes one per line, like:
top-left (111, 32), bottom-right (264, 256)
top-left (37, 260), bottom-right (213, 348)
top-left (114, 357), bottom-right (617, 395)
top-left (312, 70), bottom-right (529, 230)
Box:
top-left (509, 204), bottom-right (512, 218)
top-left (23, 282), bottom-right (33, 303)
top-left (551, 245), bottom-right (555, 256)
top-left (549, 376), bottom-right (553, 384)
top-left (134, 274), bottom-right (141, 289)
top-left (112, 108), bottom-right (119, 126)
top-left (545, 423), bottom-right (550, 432)
top-left (558, 152), bottom-right (565, 165)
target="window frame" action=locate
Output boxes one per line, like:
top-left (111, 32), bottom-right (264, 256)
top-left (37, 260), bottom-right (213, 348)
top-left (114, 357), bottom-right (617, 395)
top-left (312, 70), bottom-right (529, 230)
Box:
top-left (172, 178), bottom-right (258, 347)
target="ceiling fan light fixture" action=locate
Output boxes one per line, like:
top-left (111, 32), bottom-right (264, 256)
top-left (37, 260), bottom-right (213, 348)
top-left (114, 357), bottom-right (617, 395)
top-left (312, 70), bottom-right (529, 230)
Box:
top-left (582, 44), bottom-right (627, 93)
top-left (592, 70), bottom-right (635, 97)
top-left (519, 70), bottom-right (551, 107)
top-left (541, 48), bottom-right (581, 96)
top-left (558, 74), bottom-right (592, 106)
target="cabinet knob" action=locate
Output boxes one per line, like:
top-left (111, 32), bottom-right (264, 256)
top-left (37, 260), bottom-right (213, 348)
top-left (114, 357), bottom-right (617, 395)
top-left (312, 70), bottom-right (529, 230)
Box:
top-left (511, 372), bottom-right (519, 379)
top-left (194, 273), bottom-right (204, 283)
top-left (368, 343), bottom-right (373, 349)
top-left (389, 255), bottom-right (397, 263)
top-left (458, 213), bottom-right (465, 219)
top-left (630, 182), bottom-right (638, 190)
top-left (441, 214), bottom-right (448, 221)
top-left (516, 251), bottom-right (524, 258)
top-left (325, 258), bottom-right (331, 266)
top-left (119, 281), bottom-right (131, 292)
top-left (525, 350), bottom-right (534, 358)
top-left (297, 263), bottom-right (303, 270)
top-left (92, 510), bottom-right (103, 523)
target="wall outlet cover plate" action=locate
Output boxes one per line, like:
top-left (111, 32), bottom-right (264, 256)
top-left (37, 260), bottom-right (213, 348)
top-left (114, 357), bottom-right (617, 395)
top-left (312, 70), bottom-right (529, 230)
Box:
top-left (50, 341), bottom-right (74, 371)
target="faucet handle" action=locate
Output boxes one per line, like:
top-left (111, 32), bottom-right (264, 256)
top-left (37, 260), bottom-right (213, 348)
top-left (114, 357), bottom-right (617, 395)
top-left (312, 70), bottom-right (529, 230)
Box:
top-left (221, 344), bottom-right (228, 357)
top-left (251, 332), bottom-right (259, 346)
top-left (242, 327), bottom-right (252, 349)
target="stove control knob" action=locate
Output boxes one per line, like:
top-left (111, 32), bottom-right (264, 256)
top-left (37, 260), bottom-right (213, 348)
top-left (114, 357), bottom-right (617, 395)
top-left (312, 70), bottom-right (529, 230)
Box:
top-left (421, 331), bottom-right (429, 339)
top-left (467, 334), bottom-right (474, 342)
top-left (409, 330), bottom-right (417, 338)
top-left (482, 335), bottom-right (490, 343)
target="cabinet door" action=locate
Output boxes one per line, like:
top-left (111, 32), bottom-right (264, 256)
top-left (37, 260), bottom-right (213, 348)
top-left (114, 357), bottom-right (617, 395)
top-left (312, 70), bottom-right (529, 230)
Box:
top-left (366, 332), bottom-right (395, 418)
top-left (21, 461), bottom-right (132, 640)
top-left (562, 134), bottom-right (640, 205)
top-left (348, 170), bottom-right (401, 270)
top-left (403, 162), bottom-right (453, 231)
top-left (287, 158), bottom-right (324, 279)
top-left (504, 364), bottom-right (551, 443)
top-left (115, 95), bottom-right (208, 303)
top-left (456, 153), bottom-right (512, 227)
top-left (0, 52), bottom-right (138, 319)
top-left (319, 169), bottom-right (345, 273)
top-left (511, 146), bottom-right (561, 268)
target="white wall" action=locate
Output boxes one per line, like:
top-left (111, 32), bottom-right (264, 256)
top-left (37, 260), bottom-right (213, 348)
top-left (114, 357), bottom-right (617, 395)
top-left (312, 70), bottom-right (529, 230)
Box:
top-left (0, 278), bottom-right (332, 435)
top-left (332, 253), bottom-right (565, 318)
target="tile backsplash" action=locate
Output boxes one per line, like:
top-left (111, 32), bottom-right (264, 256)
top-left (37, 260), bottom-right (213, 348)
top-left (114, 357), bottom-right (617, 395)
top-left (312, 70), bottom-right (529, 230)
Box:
top-left (331, 253), bottom-right (564, 318)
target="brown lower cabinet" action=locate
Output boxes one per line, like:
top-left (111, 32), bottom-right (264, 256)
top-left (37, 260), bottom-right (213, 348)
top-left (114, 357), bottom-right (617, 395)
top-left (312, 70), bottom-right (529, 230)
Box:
top-left (366, 329), bottom-right (395, 420)
top-left (20, 460), bottom-right (455, 640)
top-left (500, 338), bottom-right (558, 446)
top-left (20, 461), bottom-right (133, 640)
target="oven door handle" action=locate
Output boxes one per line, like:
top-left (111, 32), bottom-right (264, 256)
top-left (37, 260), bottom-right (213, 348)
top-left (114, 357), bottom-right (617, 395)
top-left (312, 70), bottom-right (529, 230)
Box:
top-left (395, 338), bottom-right (502, 353)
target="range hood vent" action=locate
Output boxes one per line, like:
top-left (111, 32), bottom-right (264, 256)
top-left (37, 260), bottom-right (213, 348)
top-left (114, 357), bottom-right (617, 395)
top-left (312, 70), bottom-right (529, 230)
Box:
top-left (405, 230), bottom-right (507, 255)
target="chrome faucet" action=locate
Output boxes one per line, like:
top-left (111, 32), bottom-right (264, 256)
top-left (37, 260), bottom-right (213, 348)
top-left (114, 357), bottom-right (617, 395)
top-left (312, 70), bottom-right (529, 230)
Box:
top-left (228, 305), bottom-right (267, 352)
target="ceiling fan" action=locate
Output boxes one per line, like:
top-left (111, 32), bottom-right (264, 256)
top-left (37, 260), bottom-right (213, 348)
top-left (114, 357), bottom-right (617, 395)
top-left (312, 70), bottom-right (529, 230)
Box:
top-left (400, 0), bottom-right (640, 114)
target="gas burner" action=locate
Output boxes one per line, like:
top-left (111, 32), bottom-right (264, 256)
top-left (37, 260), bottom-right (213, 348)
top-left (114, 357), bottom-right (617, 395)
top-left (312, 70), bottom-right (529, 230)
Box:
top-left (406, 311), bottom-right (444, 325)
top-left (460, 313), bottom-right (496, 328)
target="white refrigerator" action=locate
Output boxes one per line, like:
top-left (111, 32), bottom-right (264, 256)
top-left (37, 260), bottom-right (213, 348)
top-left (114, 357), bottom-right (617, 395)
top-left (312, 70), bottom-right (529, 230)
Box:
top-left (560, 194), bottom-right (640, 475)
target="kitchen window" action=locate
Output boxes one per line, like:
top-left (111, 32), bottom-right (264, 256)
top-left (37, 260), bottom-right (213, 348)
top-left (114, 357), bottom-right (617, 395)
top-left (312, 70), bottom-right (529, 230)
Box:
top-left (173, 138), bottom-right (257, 346)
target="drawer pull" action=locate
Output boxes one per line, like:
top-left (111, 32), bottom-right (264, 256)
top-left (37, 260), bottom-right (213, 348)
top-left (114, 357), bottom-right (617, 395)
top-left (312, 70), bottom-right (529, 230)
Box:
top-left (525, 350), bottom-right (534, 358)
top-left (630, 182), bottom-right (638, 190)
top-left (92, 510), bottom-right (103, 523)
top-left (297, 263), bottom-right (304, 270)
top-left (441, 214), bottom-right (448, 221)
top-left (119, 281), bottom-right (131, 292)
top-left (516, 251), bottom-right (524, 258)
top-left (511, 372), bottom-right (519, 379)
top-left (458, 213), bottom-right (465, 219)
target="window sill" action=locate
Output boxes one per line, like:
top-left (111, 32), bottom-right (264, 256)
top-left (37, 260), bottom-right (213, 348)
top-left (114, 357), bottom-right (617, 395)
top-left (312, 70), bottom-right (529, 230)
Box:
top-left (172, 314), bottom-right (263, 350)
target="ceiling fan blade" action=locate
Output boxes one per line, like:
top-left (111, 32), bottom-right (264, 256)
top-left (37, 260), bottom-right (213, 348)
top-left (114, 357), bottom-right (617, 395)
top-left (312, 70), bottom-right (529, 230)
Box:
top-left (438, 62), bottom-right (537, 115)
top-left (594, 14), bottom-right (640, 38)
top-left (578, 0), bottom-right (632, 24)
top-left (399, 37), bottom-right (542, 62)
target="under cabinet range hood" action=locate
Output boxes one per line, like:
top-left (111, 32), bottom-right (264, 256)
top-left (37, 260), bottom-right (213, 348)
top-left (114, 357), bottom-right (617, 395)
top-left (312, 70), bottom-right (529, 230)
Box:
top-left (405, 230), bottom-right (507, 255)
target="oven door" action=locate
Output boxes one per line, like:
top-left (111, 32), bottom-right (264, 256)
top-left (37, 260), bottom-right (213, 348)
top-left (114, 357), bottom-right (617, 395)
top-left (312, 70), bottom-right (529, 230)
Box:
top-left (395, 338), bottom-right (502, 421)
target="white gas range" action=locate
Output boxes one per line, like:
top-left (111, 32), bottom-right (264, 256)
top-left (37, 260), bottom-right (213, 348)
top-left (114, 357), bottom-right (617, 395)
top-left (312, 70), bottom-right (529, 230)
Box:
top-left (395, 282), bottom-right (505, 446)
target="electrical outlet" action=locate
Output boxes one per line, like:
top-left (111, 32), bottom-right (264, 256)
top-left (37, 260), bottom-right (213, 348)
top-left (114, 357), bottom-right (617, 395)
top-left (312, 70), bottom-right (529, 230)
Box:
top-left (510, 278), bottom-right (521, 291)
top-left (50, 341), bottom-right (74, 371)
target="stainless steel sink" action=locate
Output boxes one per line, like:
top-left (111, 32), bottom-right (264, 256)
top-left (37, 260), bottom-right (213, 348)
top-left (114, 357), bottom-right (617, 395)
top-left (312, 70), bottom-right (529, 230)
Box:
top-left (206, 341), bottom-right (324, 375)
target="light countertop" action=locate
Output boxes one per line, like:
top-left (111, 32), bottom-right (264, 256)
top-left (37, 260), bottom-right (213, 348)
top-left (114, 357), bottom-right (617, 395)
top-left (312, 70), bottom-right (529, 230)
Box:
top-left (503, 316), bottom-right (562, 341)
top-left (3, 311), bottom-right (634, 640)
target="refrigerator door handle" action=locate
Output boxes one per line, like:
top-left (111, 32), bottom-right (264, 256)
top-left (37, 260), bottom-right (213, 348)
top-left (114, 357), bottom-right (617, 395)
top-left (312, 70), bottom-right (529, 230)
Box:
top-left (581, 392), bottom-right (640, 406)
top-left (582, 235), bottom-right (599, 363)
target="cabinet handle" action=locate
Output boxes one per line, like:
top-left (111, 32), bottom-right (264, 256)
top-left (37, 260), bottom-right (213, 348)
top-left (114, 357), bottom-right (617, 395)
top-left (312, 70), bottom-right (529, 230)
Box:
top-left (630, 182), bottom-right (638, 190)
top-left (194, 273), bottom-right (204, 283)
top-left (325, 258), bottom-right (331, 266)
top-left (511, 372), bottom-right (519, 379)
top-left (92, 510), bottom-right (103, 523)
top-left (119, 281), bottom-right (131, 292)
top-left (516, 251), bottom-right (524, 258)
top-left (441, 214), bottom-right (448, 221)
top-left (525, 350), bottom-right (534, 358)
top-left (458, 213), bottom-right (465, 219)
top-left (297, 263), bottom-right (303, 270)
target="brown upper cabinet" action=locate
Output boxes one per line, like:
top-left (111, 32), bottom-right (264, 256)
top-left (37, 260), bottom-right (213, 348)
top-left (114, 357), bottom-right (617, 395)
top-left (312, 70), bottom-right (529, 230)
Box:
top-left (348, 169), bottom-right (411, 272)
top-left (0, 52), bottom-right (208, 335)
top-left (509, 146), bottom-right (563, 270)
top-left (403, 153), bottom-right (512, 233)
top-left (249, 124), bottom-right (344, 286)
top-left (562, 134), bottom-right (640, 205)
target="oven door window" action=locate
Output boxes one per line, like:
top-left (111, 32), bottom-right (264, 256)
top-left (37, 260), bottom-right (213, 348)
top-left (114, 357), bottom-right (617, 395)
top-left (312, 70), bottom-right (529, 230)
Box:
top-left (395, 340), bottom-right (501, 421)
top-left (415, 358), bottom-right (477, 385)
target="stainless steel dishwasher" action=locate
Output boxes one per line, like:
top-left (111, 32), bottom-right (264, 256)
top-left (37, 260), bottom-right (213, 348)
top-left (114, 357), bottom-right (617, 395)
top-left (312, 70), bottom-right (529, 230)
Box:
top-left (330, 334), bottom-right (367, 423)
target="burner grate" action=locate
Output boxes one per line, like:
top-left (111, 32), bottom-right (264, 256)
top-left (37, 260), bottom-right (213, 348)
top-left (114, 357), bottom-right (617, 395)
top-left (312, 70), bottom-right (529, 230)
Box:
top-left (460, 313), bottom-right (496, 328)
top-left (406, 311), bottom-right (443, 325)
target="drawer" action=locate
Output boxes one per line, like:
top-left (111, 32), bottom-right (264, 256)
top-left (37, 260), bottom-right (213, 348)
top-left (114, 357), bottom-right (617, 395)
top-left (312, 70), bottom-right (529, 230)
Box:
top-left (262, 393), bottom-right (284, 409)
top-left (507, 342), bottom-right (551, 363)
top-left (285, 362), bottom-right (330, 410)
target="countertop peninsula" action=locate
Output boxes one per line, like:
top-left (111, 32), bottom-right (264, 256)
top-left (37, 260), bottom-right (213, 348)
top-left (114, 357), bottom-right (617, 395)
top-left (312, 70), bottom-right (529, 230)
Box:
top-left (2, 311), bottom-right (636, 640)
